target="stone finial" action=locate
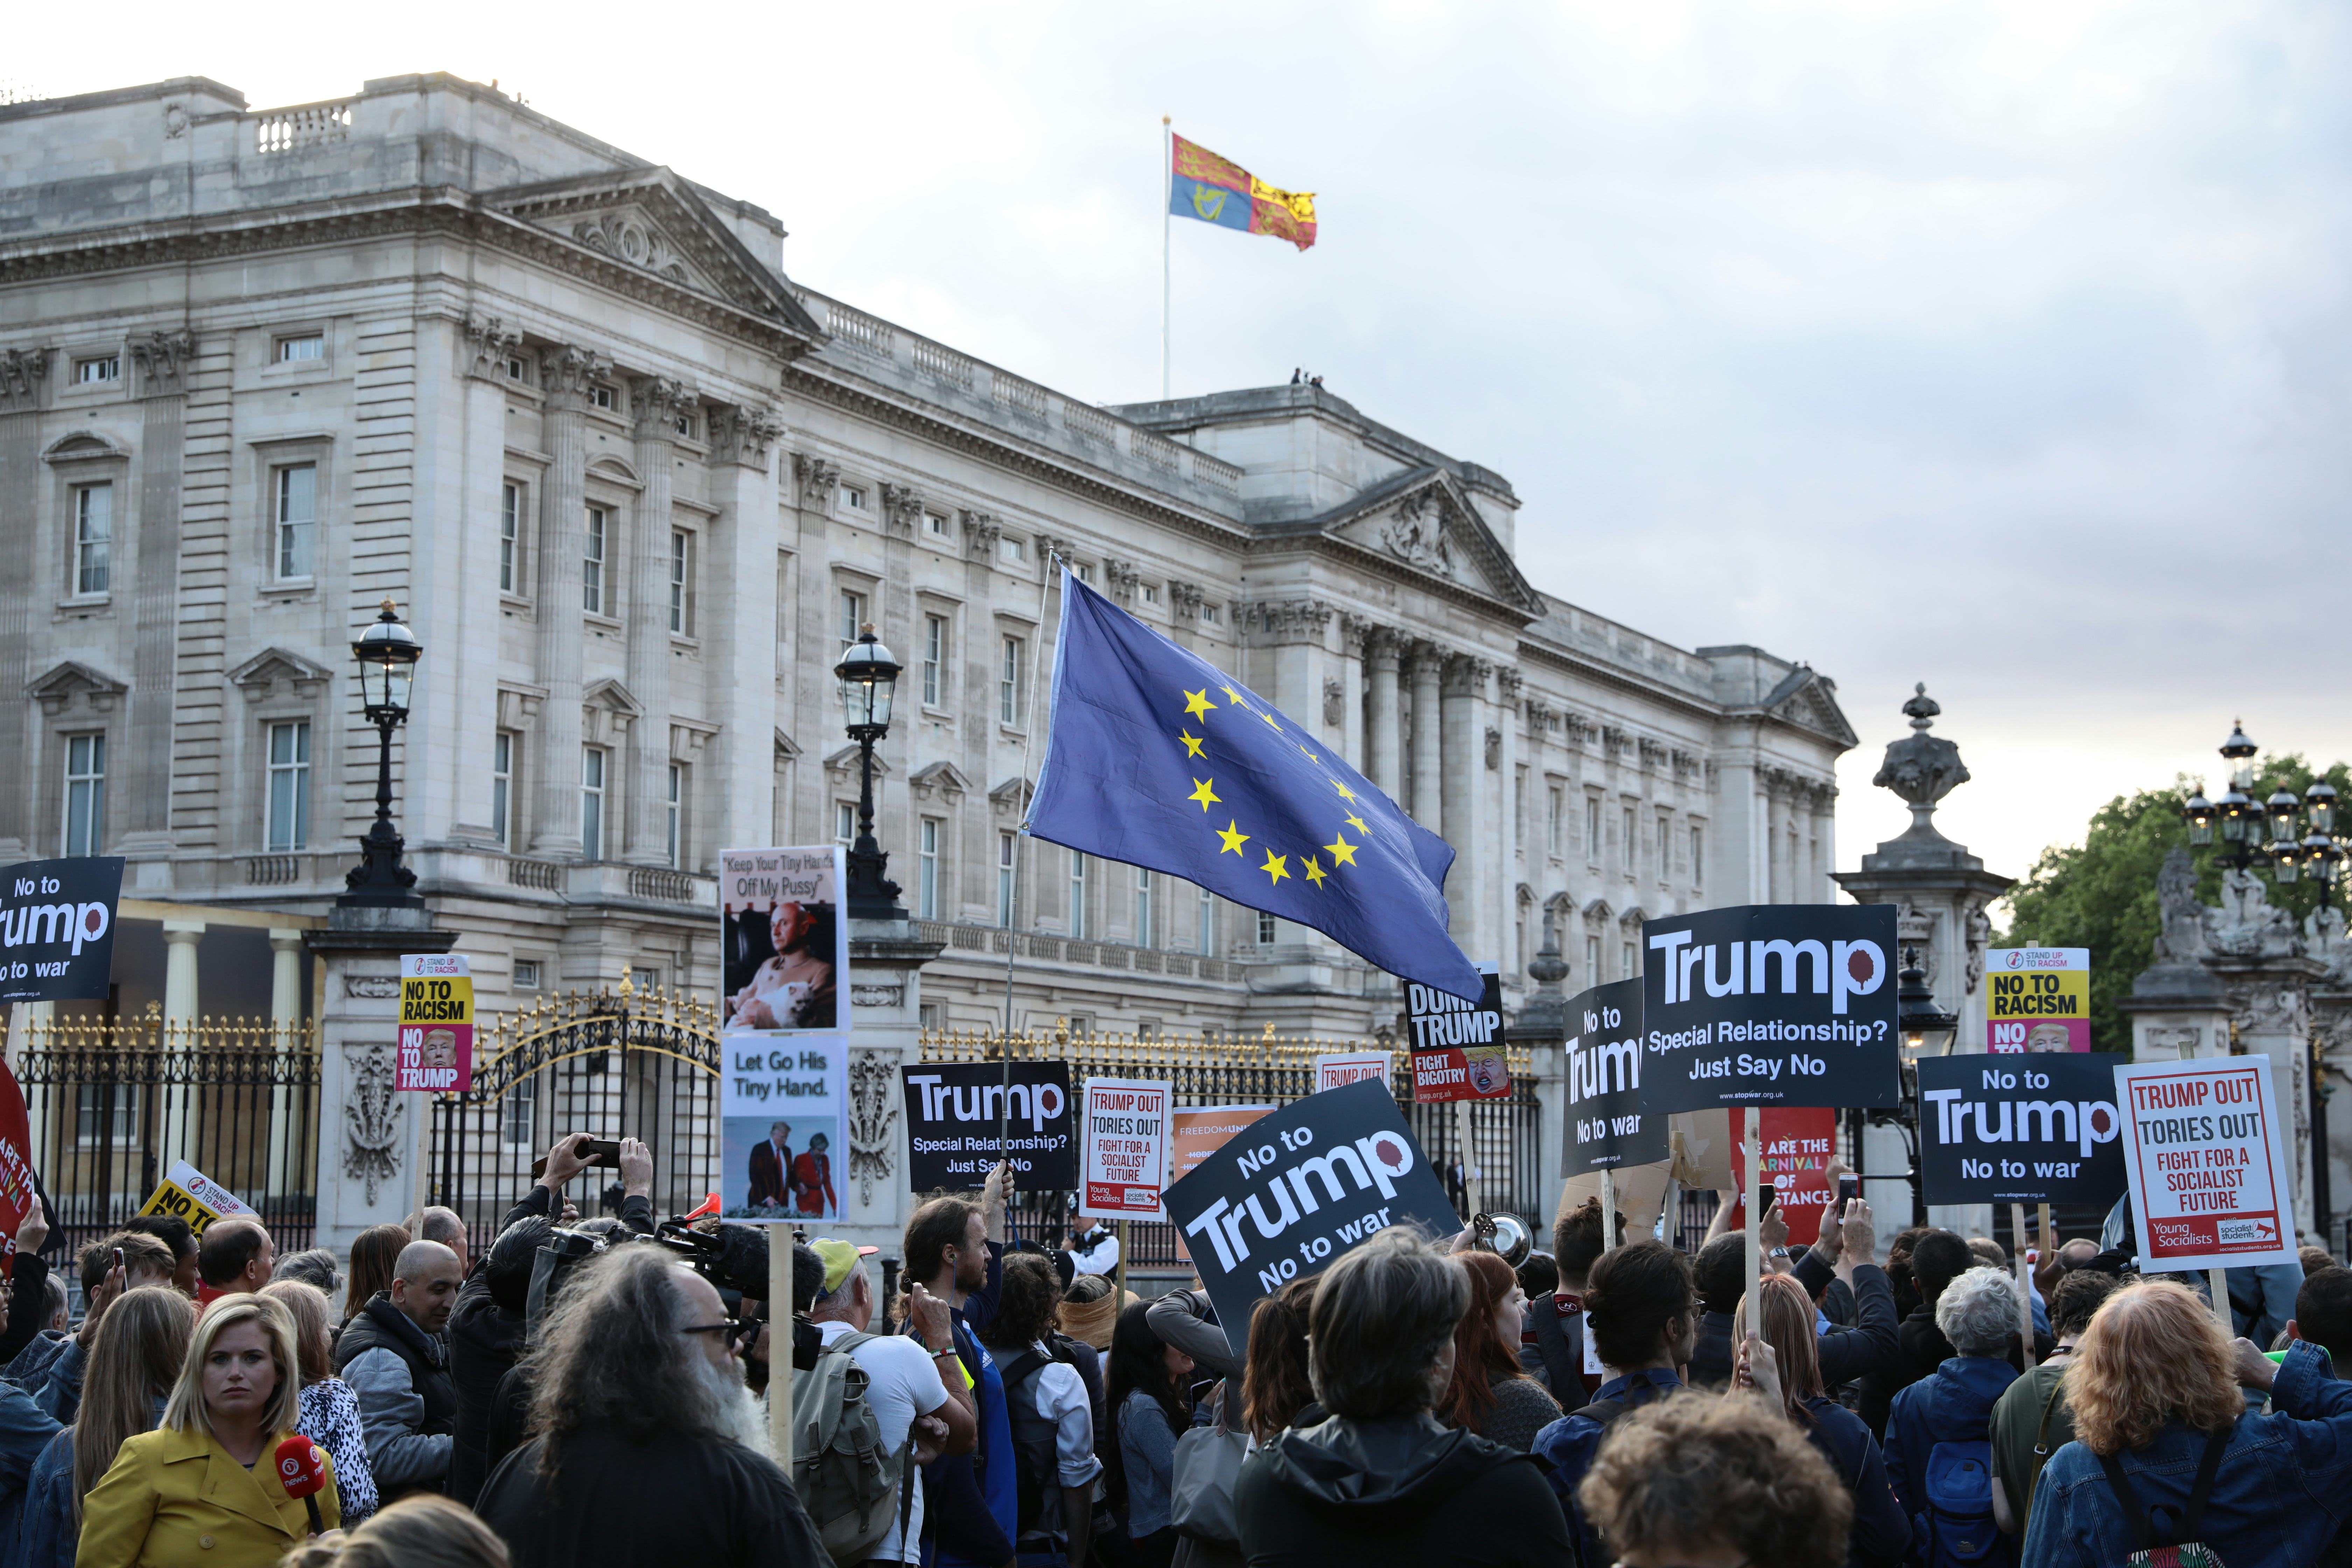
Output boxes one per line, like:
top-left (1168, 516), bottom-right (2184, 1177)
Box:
top-left (1872, 682), bottom-right (1970, 828)
top-left (1902, 681), bottom-right (1940, 732)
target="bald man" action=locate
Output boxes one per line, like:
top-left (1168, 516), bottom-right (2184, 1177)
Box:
top-left (195, 1216), bottom-right (276, 1302)
top-left (335, 1238), bottom-right (462, 1499)
top-left (418, 1206), bottom-right (471, 1274)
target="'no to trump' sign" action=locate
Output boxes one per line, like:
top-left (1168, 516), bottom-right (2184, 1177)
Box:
top-left (1080, 1078), bottom-right (1171, 1220)
top-left (2115, 1056), bottom-right (2299, 1273)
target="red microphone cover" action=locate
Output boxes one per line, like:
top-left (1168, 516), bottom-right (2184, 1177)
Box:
top-left (274, 1436), bottom-right (328, 1499)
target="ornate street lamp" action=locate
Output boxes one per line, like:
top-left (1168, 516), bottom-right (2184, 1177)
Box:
top-left (2182, 722), bottom-right (2350, 909)
top-left (344, 598), bottom-right (424, 905)
top-left (1897, 944), bottom-right (1958, 1058)
top-left (833, 624), bottom-right (907, 921)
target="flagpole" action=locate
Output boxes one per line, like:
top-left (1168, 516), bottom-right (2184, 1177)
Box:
top-left (1161, 114), bottom-right (1171, 400)
top-left (999, 554), bottom-right (1061, 1160)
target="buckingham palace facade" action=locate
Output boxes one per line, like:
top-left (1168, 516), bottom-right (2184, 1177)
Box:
top-left (0, 74), bottom-right (1856, 1037)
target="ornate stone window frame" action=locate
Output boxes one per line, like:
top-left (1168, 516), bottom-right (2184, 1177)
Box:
top-left (43, 432), bottom-right (130, 614)
top-left (245, 432), bottom-right (337, 600)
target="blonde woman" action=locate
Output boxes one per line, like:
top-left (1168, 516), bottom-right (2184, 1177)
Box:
top-left (261, 1281), bottom-right (377, 1525)
top-left (77, 1294), bottom-right (339, 1566)
top-left (1731, 1271), bottom-right (1910, 1567)
top-left (2022, 1277), bottom-right (2352, 1565)
top-left (20, 1286), bottom-right (192, 1568)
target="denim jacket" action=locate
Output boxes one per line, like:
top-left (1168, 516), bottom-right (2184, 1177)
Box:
top-left (2023, 1339), bottom-right (2352, 1566)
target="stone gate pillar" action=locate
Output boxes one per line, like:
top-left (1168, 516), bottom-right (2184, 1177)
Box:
top-left (306, 903), bottom-right (453, 1258)
top-left (833, 917), bottom-right (945, 1262)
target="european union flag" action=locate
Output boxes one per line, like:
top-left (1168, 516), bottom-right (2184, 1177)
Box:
top-left (1028, 572), bottom-right (1481, 1002)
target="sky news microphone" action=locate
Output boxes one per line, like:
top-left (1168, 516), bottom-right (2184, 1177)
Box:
top-left (274, 1435), bottom-right (329, 1534)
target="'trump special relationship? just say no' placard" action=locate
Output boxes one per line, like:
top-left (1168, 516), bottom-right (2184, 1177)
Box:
top-left (1639, 904), bottom-right (1902, 1112)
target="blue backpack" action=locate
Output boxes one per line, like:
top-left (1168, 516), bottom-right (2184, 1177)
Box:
top-left (1918, 1437), bottom-right (2003, 1566)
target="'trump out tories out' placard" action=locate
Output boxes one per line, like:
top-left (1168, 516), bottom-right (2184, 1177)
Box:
top-left (1163, 1079), bottom-right (1456, 1357)
top-left (1080, 1077), bottom-right (1171, 1220)
top-left (1637, 904), bottom-right (1901, 1113)
top-left (2115, 1056), bottom-right (2299, 1272)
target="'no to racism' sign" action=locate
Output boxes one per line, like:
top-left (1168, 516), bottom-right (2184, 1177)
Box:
top-left (1164, 1078), bottom-right (1456, 1356)
top-left (1917, 1053), bottom-right (2126, 1206)
top-left (1985, 947), bottom-right (2090, 1053)
top-left (1639, 904), bottom-right (1901, 1113)
top-left (1565, 978), bottom-right (1668, 1172)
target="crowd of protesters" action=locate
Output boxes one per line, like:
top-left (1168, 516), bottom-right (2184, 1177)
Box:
top-left (14, 1137), bottom-right (2352, 1568)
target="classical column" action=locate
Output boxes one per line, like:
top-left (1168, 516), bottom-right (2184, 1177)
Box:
top-left (1364, 628), bottom-right (1401, 799)
top-left (528, 346), bottom-right (610, 856)
top-left (1408, 642), bottom-right (1442, 828)
top-left (162, 921), bottom-right (204, 1024)
top-left (269, 930), bottom-right (304, 1021)
top-left (121, 332), bottom-right (192, 880)
top-left (1440, 658), bottom-right (1490, 946)
top-left (0, 349), bottom-right (49, 860)
top-left (624, 377), bottom-right (688, 865)
top-left (707, 405), bottom-right (786, 868)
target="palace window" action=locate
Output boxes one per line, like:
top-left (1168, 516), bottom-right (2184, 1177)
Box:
top-left (276, 334), bottom-right (323, 363)
top-left (923, 615), bottom-right (946, 707)
top-left (265, 721), bottom-right (310, 853)
top-left (275, 463), bottom-right (317, 580)
top-left (918, 818), bottom-right (941, 920)
top-left (72, 483), bottom-right (111, 596)
top-left (75, 356), bottom-right (119, 385)
top-left (63, 734), bottom-right (105, 857)
top-left (581, 747), bottom-right (607, 859)
top-left (499, 482), bottom-right (523, 594)
top-left (583, 506), bottom-right (608, 614)
top-left (491, 732), bottom-right (514, 850)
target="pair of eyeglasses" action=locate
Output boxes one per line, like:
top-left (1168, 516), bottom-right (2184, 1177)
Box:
top-left (680, 1320), bottom-right (742, 1337)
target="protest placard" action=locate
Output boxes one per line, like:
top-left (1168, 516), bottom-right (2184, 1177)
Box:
top-left (397, 954), bottom-right (473, 1093)
top-left (719, 847), bottom-right (846, 1034)
top-left (1638, 904), bottom-right (1901, 1113)
top-left (900, 1061), bottom-right (1076, 1190)
top-left (0, 1059), bottom-right (35, 1254)
top-left (1081, 1078), bottom-right (1172, 1219)
top-left (1724, 1107), bottom-right (1839, 1246)
top-left (721, 1035), bottom-right (849, 1222)
top-left (1565, 978), bottom-right (1668, 1172)
top-left (1171, 1105), bottom-right (1274, 1262)
top-left (2115, 1056), bottom-right (2298, 1272)
top-left (1985, 947), bottom-right (2090, 1053)
top-left (140, 1160), bottom-right (257, 1238)
top-left (1163, 1078), bottom-right (1457, 1356)
top-left (1917, 1053), bottom-right (2126, 1206)
top-left (1313, 1053), bottom-right (1391, 1093)
top-left (1408, 964), bottom-right (1507, 1102)
top-left (0, 856), bottom-right (122, 1003)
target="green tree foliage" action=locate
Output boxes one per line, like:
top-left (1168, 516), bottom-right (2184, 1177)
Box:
top-left (2001, 755), bottom-right (2349, 1056)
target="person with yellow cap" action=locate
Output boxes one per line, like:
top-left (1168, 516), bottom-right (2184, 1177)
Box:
top-left (805, 1238), bottom-right (975, 1567)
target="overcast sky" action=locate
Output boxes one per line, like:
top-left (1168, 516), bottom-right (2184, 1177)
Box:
top-left (23, 2), bottom-right (2350, 906)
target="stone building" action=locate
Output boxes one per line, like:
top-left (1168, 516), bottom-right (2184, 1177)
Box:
top-left (0, 74), bottom-right (1855, 1038)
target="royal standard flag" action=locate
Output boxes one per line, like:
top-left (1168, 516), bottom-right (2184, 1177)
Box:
top-left (1027, 572), bottom-right (1479, 1002)
top-left (1169, 133), bottom-right (1317, 252)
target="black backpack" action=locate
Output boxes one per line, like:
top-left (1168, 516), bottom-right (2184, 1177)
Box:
top-left (999, 1338), bottom-right (1086, 1551)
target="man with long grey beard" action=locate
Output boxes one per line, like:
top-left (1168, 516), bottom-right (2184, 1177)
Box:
top-left (474, 1246), bottom-right (824, 1566)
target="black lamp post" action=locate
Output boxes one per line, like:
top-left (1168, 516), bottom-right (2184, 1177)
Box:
top-left (2183, 721), bottom-right (2347, 908)
top-left (344, 598), bottom-right (424, 906)
top-left (1873, 943), bottom-right (1957, 1226)
top-left (833, 624), bottom-right (906, 921)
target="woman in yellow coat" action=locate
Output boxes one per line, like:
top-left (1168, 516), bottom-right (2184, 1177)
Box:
top-left (77, 1293), bottom-right (340, 1566)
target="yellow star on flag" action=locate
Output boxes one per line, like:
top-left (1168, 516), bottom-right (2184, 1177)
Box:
top-left (1302, 855), bottom-right (1327, 887)
top-left (1220, 684), bottom-right (1250, 711)
top-left (1261, 709), bottom-right (1283, 732)
top-left (1179, 730), bottom-right (1205, 758)
top-left (1188, 778), bottom-right (1220, 811)
top-left (1345, 812), bottom-right (1368, 835)
top-left (1260, 850), bottom-right (1289, 885)
top-left (1332, 779), bottom-right (1358, 803)
top-left (1298, 744), bottom-right (1320, 763)
top-left (1183, 690), bottom-right (1215, 721)
top-left (1217, 820), bottom-right (1251, 855)
top-left (1324, 834), bottom-right (1358, 867)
